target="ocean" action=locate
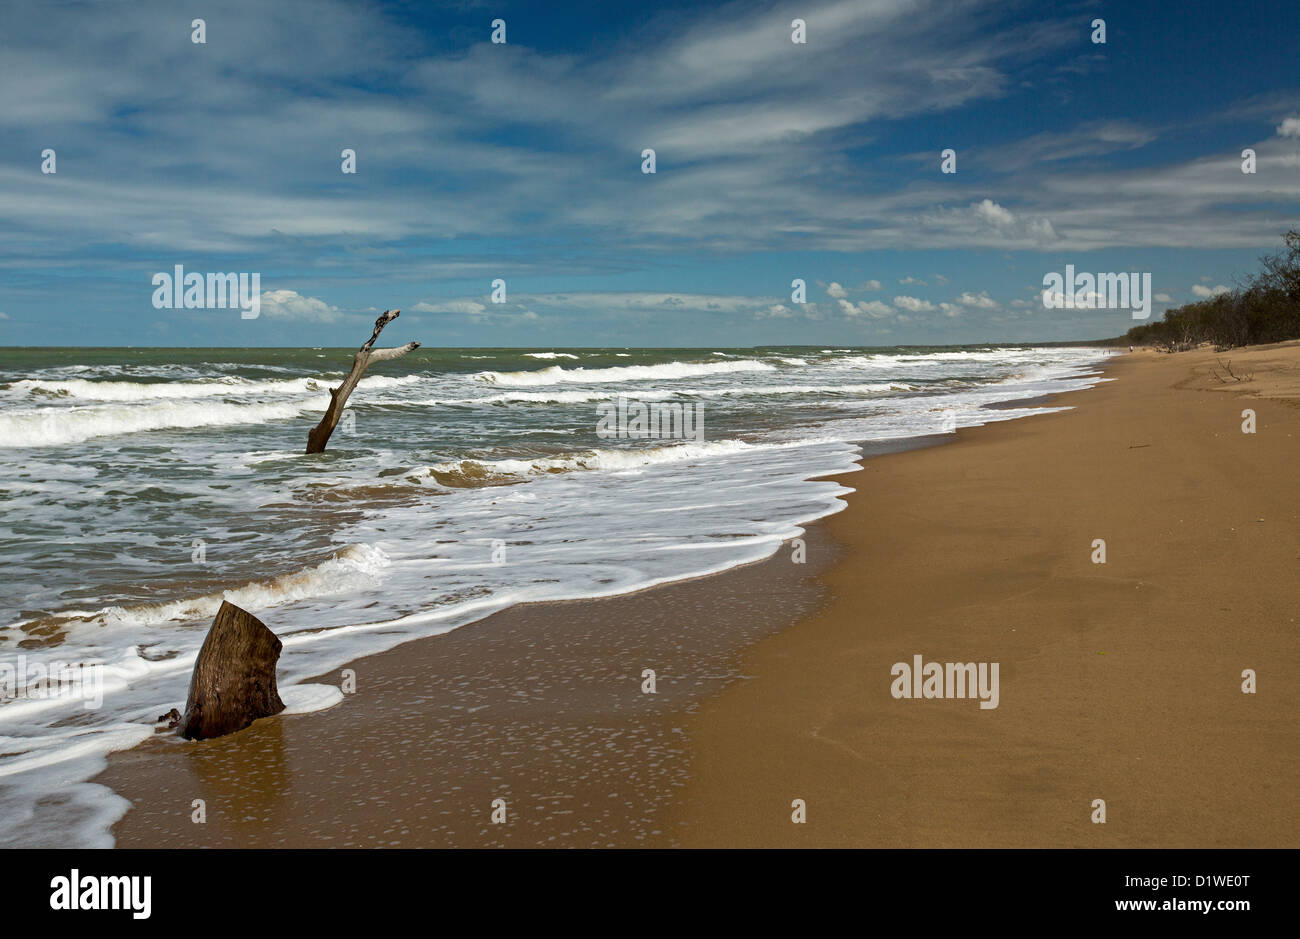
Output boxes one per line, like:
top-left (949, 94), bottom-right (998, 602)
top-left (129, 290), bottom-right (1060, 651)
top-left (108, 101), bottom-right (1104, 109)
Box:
top-left (0, 344), bottom-right (1112, 846)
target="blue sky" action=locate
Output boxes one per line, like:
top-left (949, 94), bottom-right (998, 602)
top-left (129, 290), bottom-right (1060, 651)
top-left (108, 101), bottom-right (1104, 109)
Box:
top-left (0, 0), bottom-right (1296, 347)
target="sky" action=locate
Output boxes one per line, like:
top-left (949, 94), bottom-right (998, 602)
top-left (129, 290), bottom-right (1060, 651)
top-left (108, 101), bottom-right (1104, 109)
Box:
top-left (0, 0), bottom-right (1297, 347)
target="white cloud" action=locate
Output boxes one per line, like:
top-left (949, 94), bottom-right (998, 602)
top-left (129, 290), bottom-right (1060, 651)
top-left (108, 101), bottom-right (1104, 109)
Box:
top-left (899, 276), bottom-right (926, 286)
top-left (980, 120), bottom-right (1156, 170)
top-left (839, 298), bottom-right (892, 318)
top-left (1277, 117), bottom-right (1300, 138)
top-left (826, 282), bottom-right (848, 299)
top-left (962, 198), bottom-right (1058, 245)
top-left (1154, 292), bottom-right (1173, 302)
top-left (973, 198), bottom-right (1016, 228)
top-left (413, 299), bottom-right (488, 315)
top-left (955, 290), bottom-right (998, 309)
top-left (0, 311), bottom-right (8, 319)
top-left (416, 290), bottom-right (822, 323)
top-left (861, 279), bottom-right (882, 291)
top-left (258, 289), bottom-right (344, 322)
top-left (893, 295), bottom-right (936, 313)
top-left (527, 291), bottom-right (780, 315)
top-left (1191, 284), bottom-right (1230, 298)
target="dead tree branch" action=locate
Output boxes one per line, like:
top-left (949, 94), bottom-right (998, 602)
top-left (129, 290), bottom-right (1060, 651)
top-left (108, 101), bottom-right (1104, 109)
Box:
top-left (305, 309), bottom-right (420, 454)
top-left (1211, 357), bottom-right (1253, 384)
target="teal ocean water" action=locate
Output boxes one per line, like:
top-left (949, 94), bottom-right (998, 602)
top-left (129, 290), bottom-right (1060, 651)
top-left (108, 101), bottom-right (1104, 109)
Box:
top-left (0, 344), bottom-right (1112, 845)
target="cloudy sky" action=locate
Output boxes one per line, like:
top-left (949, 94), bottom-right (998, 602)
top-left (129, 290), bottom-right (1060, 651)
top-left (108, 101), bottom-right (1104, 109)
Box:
top-left (0, 0), bottom-right (1296, 346)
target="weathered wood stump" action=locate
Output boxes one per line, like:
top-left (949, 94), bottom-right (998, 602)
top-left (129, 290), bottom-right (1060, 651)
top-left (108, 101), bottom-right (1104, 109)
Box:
top-left (175, 601), bottom-right (286, 740)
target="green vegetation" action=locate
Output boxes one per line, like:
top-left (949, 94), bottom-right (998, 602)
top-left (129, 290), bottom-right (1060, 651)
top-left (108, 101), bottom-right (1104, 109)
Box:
top-left (1123, 230), bottom-right (1300, 352)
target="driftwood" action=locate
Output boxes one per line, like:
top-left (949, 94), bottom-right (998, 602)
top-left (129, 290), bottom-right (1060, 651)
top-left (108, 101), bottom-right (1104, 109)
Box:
top-left (306, 309), bottom-right (421, 454)
top-left (175, 601), bottom-right (286, 740)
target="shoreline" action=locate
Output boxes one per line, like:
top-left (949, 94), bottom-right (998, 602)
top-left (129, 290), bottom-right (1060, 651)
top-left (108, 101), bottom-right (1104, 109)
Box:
top-left (96, 433), bottom-right (953, 847)
top-left (98, 518), bottom-right (846, 847)
top-left (95, 343), bottom-right (1299, 848)
top-left (671, 343), bottom-right (1300, 847)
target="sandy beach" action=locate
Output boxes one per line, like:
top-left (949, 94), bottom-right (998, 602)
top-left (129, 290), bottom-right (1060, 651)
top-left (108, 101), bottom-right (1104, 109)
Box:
top-left (97, 343), bottom-right (1300, 848)
top-left (675, 342), bottom-right (1300, 847)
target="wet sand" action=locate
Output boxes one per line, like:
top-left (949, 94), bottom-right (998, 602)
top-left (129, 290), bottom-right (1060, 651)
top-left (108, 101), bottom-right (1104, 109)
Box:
top-left (98, 529), bottom-right (839, 846)
top-left (98, 343), bottom-right (1300, 848)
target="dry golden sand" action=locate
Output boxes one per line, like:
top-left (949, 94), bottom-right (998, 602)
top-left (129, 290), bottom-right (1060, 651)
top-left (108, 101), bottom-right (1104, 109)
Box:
top-left (671, 342), bottom-right (1300, 847)
top-left (98, 344), bottom-right (1300, 848)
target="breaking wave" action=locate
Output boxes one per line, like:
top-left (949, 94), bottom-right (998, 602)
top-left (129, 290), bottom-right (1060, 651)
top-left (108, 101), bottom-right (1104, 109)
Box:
top-left (3, 374), bottom-right (421, 402)
top-left (0, 398), bottom-right (325, 448)
top-left (6, 544), bottom-right (391, 635)
top-left (474, 359), bottom-right (777, 386)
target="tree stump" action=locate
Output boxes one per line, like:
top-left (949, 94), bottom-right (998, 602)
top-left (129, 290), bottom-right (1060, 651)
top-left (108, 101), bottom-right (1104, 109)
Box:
top-left (175, 601), bottom-right (286, 740)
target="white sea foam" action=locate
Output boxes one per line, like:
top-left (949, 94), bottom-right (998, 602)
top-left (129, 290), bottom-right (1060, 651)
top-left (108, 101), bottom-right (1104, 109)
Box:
top-left (398, 390), bottom-right (628, 407)
top-left (0, 398), bottom-right (325, 448)
top-left (409, 438), bottom-right (759, 484)
top-left (3, 374), bottom-right (422, 403)
top-left (474, 359), bottom-right (777, 386)
top-left (281, 683), bottom-right (345, 714)
top-left (5, 376), bottom-right (324, 401)
top-left (683, 381), bottom-right (911, 397)
top-left (396, 382), bottom-right (909, 408)
top-left (6, 544), bottom-right (391, 634)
